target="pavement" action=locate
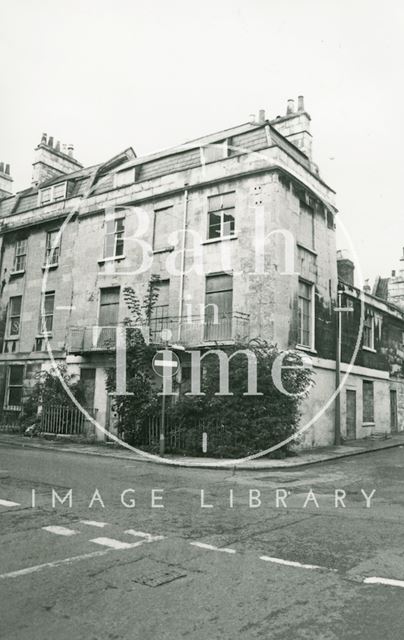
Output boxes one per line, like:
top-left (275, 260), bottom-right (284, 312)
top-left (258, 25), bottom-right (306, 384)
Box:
top-left (1, 430), bottom-right (404, 469)
top-left (1, 442), bottom-right (404, 639)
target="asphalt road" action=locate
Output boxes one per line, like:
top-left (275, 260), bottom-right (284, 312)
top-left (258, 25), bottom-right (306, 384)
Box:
top-left (1, 443), bottom-right (404, 640)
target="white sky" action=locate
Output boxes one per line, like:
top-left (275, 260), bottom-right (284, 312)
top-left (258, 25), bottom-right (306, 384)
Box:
top-left (1, 0), bottom-right (403, 283)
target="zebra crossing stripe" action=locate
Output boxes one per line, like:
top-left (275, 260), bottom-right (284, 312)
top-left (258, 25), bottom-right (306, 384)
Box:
top-left (42, 526), bottom-right (78, 536)
top-left (0, 499), bottom-right (20, 507)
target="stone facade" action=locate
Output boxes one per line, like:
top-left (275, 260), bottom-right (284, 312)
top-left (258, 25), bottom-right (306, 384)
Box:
top-left (0, 100), bottom-right (403, 446)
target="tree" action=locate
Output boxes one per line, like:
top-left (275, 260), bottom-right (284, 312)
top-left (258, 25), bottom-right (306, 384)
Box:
top-left (105, 276), bottom-right (161, 442)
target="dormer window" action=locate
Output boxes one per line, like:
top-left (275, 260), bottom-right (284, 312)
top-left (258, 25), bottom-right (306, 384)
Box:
top-left (115, 167), bottom-right (136, 188)
top-left (38, 182), bottom-right (67, 205)
top-left (201, 140), bottom-right (229, 164)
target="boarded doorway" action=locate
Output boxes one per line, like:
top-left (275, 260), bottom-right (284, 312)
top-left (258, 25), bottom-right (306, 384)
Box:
top-left (346, 389), bottom-right (356, 440)
top-left (390, 389), bottom-right (398, 434)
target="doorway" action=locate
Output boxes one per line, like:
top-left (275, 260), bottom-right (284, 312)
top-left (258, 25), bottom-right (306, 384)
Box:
top-left (346, 389), bottom-right (356, 440)
top-left (390, 389), bottom-right (398, 434)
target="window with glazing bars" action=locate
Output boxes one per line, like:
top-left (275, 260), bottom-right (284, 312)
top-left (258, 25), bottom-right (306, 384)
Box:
top-left (45, 230), bottom-right (60, 266)
top-left (208, 192), bottom-right (235, 240)
top-left (8, 296), bottom-right (22, 336)
top-left (104, 216), bottom-right (125, 258)
top-left (298, 280), bottom-right (314, 348)
top-left (13, 240), bottom-right (27, 271)
top-left (363, 313), bottom-right (374, 349)
top-left (39, 291), bottom-right (55, 334)
top-left (150, 280), bottom-right (170, 340)
top-left (5, 365), bottom-right (24, 409)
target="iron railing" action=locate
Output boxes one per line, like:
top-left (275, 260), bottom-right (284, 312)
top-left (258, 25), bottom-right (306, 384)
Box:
top-left (40, 405), bottom-right (98, 435)
top-left (67, 312), bottom-right (250, 353)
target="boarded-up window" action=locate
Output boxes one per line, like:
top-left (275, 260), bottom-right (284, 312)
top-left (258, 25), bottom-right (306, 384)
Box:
top-left (363, 381), bottom-right (374, 423)
top-left (153, 207), bottom-right (174, 251)
top-left (299, 201), bottom-right (315, 250)
top-left (99, 287), bottom-right (120, 326)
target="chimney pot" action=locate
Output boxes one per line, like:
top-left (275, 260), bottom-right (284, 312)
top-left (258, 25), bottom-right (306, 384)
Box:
top-left (286, 99), bottom-right (295, 115)
top-left (297, 95), bottom-right (305, 112)
top-left (48, 136), bottom-right (54, 148)
top-left (5, 164), bottom-right (10, 175)
top-left (55, 140), bottom-right (61, 152)
top-left (0, 163), bottom-right (4, 173)
top-left (41, 133), bottom-right (47, 145)
top-left (67, 144), bottom-right (74, 157)
top-left (258, 109), bottom-right (266, 124)
top-left (392, 270), bottom-right (396, 277)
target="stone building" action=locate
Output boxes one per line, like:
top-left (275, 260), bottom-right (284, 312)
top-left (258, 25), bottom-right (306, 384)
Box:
top-left (0, 98), bottom-right (403, 446)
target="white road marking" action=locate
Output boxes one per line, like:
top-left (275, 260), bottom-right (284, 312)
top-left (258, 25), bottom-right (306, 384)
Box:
top-left (190, 542), bottom-right (236, 554)
top-left (0, 550), bottom-right (112, 580)
top-left (42, 526), bottom-right (78, 536)
top-left (80, 520), bottom-right (109, 528)
top-left (363, 576), bottom-right (404, 589)
top-left (124, 529), bottom-right (157, 540)
top-left (0, 499), bottom-right (20, 507)
top-left (90, 536), bottom-right (163, 550)
top-left (260, 555), bottom-right (328, 570)
top-left (0, 534), bottom-right (165, 580)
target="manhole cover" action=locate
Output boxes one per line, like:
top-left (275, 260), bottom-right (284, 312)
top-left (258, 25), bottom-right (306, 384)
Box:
top-left (131, 558), bottom-right (187, 587)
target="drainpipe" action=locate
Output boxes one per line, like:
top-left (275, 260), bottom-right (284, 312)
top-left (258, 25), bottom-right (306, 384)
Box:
top-left (177, 188), bottom-right (189, 341)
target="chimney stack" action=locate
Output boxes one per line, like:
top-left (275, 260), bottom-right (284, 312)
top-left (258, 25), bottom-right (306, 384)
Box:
top-left (337, 249), bottom-right (355, 286)
top-left (0, 162), bottom-right (13, 199)
top-left (32, 132), bottom-right (83, 185)
top-left (286, 99), bottom-right (295, 115)
top-left (271, 95), bottom-right (313, 159)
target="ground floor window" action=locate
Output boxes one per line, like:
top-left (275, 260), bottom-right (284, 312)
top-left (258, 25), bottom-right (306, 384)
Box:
top-left (362, 380), bottom-right (374, 423)
top-left (5, 365), bottom-right (24, 410)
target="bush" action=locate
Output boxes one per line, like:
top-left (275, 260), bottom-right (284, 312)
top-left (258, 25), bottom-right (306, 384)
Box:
top-left (166, 340), bottom-right (314, 457)
top-left (22, 365), bottom-right (86, 425)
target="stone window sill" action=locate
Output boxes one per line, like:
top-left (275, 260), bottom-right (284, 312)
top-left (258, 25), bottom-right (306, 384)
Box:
top-left (9, 270), bottom-right (25, 277)
top-left (98, 255), bottom-right (126, 265)
top-left (202, 236), bottom-right (238, 246)
top-left (153, 246), bottom-right (174, 254)
top-left (362, 346), bottom-right (376, 353)
top-left (41, 263), bottom-right (58, 271)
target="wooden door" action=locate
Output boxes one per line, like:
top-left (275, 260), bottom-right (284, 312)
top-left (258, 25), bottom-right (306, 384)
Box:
top-left (390, 390), bottom-right (398, 434)
top-left (346, 390), bottom-right (356, 440)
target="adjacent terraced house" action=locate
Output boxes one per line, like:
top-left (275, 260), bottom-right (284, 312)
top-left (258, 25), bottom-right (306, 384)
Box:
top-left (0, 97), bottom-right (403, 446)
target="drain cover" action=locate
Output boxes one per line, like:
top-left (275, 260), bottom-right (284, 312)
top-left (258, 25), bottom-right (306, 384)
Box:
top-left (131, 558), bottom-right (187, 587)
